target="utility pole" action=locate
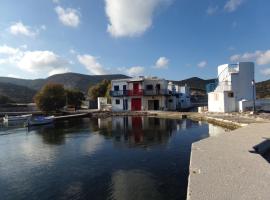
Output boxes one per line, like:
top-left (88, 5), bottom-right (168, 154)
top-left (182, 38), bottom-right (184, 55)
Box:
top-left (251, 79), bottom-right (256, 113)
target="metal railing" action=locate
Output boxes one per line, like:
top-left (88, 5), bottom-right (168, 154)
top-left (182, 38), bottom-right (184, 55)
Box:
top-left (215, 81), bottom-right (232, 92)
top-left (110, 90), bottom-right (129, 97)
top-left (128, 89), bottom-right (144, 96)
top-left (143, 89), bottom-right (169, 96)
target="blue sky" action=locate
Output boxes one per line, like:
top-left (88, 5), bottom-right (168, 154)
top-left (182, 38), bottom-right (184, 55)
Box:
top-left (0, 0), bottom-right (269, 81)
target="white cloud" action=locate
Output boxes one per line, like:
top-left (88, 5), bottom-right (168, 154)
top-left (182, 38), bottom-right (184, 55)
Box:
top-left (260, 68), bottom-right (270, 76)
top-left (224, 0), bottom-right (244, 12)
top-left (206, 5), bottom-right (218, 15)
top-left (0, 45), bottom-right (70, 76)
top-left (9, 22), bottom-right (37, 37)
top-left (230, 50), bottom-right (270, 65)
top-left (197, 60), bottom-right (207, 68)
top-left (124, 66), bottom-right (145, 76)
top-left (0, 45), bottom-right (20, 55)
top-left (154, 56), bottom-right (169, 69)
top-left (55, 6), bottom-right (80, 27)
top-left (77, 54), bottom-right (107, 75)
top-left (18, 51), bottom-right (68, 72)
top-left (105, 0), bottom-right (169, 37)
top-left (7, 74), bottom-right (21, 78)
top-left (48, 67), bottom-right (70, 76)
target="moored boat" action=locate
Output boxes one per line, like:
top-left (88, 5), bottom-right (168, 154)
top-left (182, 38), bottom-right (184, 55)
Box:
top-left (26, 116), bottom-right (54, 127)
top-left (3, 114), bottom-right (32, 123)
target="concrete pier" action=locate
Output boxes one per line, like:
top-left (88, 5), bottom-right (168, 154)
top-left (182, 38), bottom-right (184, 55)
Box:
top-left (187, 123), bottom-right (270, 200)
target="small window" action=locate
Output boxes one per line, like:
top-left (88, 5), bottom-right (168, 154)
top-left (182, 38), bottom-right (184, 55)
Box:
top-left (115, 99), bottom-right (120, 104)
top-left (169, 99), bottom-right (173, 103)
top-left (156, 84), bottom-right (161, 90)
top-left (114, 85), bottom-right (119, 91)
top-left (228, 92), bottom-right (234, 98)
top-left (146, 85), bottom-right (153, 90)
top-left (123, 85), bottom-right (127, 90)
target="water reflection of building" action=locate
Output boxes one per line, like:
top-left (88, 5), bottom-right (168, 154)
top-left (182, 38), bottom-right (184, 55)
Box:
top-left (109, 116), bottom-right (181, 148)
top-left (208, 124), bottom-right (227, 137)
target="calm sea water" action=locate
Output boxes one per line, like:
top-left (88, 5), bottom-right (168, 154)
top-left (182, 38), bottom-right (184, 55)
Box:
top-left (0, 117), bottom-right (227, 200)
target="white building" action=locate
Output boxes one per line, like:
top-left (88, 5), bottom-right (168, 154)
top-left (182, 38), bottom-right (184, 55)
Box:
top-left (111, 77), bottom-right (192, 111)
top-left (208, 62), bottom-right (255, 113)
top-left (111, 77), bottom-right (169, 111)
top-left (168, 82), bottom-right (192, 110)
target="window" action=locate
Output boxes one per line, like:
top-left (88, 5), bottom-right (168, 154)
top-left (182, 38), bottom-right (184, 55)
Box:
top-left (123, 85), bottom-right (127, 90)
top-left (228, 92), bottom-right (234, 98)
top-left (114, 85), bottom-right (119, 91)
top-left (115, 99), bottom-right (120, 104)
top-left (146, 85), bottom-right (153, 90)
top-left (169, 99), bottom-right (173, 103)
top-left (156, 84), bottom-right (161, 90)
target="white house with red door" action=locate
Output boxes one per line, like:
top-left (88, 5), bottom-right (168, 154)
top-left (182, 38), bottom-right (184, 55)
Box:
top-left (110, 76), bottom-right (171, 111)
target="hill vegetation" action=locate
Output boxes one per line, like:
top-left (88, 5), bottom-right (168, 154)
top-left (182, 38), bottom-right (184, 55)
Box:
top-left (0, 73), bottom-right (269, 103)
top-left (0, 73), bottom-right (129, 103)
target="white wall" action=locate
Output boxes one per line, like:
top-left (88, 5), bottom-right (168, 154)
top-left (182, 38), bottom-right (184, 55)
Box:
top-left (111, 80), bottom-right (128, 91)
top-left (208, 92), bottom-right (225, 112)
top-left (112, 97), bottom-right (125, 111)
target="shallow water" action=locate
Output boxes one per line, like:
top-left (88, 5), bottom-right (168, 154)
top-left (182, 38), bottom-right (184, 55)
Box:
top-left (0, 117), bottom-right (227, 200)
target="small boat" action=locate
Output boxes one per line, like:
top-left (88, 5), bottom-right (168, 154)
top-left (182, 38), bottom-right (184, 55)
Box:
top-left (3, 114), bottom-right (32, 123)
top-left (26, 116), bottom-right (54, 127)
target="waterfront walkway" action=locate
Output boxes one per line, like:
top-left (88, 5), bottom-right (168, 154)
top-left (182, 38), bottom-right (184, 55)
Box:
top-left (187, 123), bottom-right (270, 200)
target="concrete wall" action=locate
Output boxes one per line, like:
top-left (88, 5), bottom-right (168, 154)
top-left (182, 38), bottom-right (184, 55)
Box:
top-left (142, 96), bottom-right (167, 110)
top-left (111, 97), bottom-right (126, 111)
top-left (208, 92), bottom-right (225, 112)
top-left (237, 62), bottom-right (255, 101)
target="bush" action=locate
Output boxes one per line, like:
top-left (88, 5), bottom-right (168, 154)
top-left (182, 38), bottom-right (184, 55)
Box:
top-left (66, 89), bottom-right (85, 110)
top-left (35, 83), bottom-right (66, 113)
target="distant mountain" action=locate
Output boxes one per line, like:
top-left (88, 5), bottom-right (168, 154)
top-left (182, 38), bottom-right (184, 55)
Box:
top-left (0, 73), bottom-right (129, 103)
top-left (0, 82), bottom-right (37, 103)
top-left (256, 79), bottom-right (270, 99)
top-left (0, 73), bottom-right (268, 103)
top-left (171, 77), bottom-right (216, 91)
top-left (0, 73), bottom-right (129, 92)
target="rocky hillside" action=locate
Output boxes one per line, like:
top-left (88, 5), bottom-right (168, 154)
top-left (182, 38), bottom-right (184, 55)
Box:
top-left (256, 79), bottom-right (270, 99)
top-left (0, 82), bottom-right (37, 103)
top-left (0, 73), bottom-right (129, 103)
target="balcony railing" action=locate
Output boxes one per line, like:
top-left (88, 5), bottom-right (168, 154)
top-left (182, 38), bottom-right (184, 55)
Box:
top-left (110, 90), bottom-right (129, 97)
top-left (215, 81), bottom-right (232, 92)
top-left (144, 89), bottom-right (169, 96)
top-left (128, 89), bottom-right (144, 96)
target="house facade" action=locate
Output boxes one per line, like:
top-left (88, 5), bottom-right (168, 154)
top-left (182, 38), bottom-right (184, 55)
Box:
top-left (110, 77), bottom-right (192, 111)
top-left (208, 62), bottom-right (255, 113)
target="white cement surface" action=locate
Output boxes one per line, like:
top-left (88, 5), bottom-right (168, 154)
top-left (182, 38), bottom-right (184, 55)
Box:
top-left (187, 123), bottom-right (270, 200)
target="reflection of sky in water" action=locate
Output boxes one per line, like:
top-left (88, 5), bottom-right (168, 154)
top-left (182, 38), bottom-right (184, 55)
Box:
top-left (0, 117), bottom-right (228, 200)
top-left (81, 133), bottom-right (105, 156)
top-left (109, 170), bottom-right (162, 200)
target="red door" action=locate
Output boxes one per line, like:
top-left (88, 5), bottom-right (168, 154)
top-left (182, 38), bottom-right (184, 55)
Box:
top-left (133, 83), bottom-right (139, 95)
top-left (131, 98), bottom-right (141, 111)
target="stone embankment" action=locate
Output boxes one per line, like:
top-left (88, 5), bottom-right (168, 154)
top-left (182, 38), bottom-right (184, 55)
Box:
top-left (187, 122), bottom-right (270, 200)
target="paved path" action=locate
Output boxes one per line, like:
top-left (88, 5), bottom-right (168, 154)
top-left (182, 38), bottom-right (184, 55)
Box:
top-left (187, 123), bottom-right (270, 200)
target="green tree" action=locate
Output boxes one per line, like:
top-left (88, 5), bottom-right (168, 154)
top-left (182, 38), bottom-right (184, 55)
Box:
top-left (88, 80), bottom-right (111, 100)
top-left (66, 89), bottom-right (85, 109)
top-left (34, 83), bottom-right (66, 113)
